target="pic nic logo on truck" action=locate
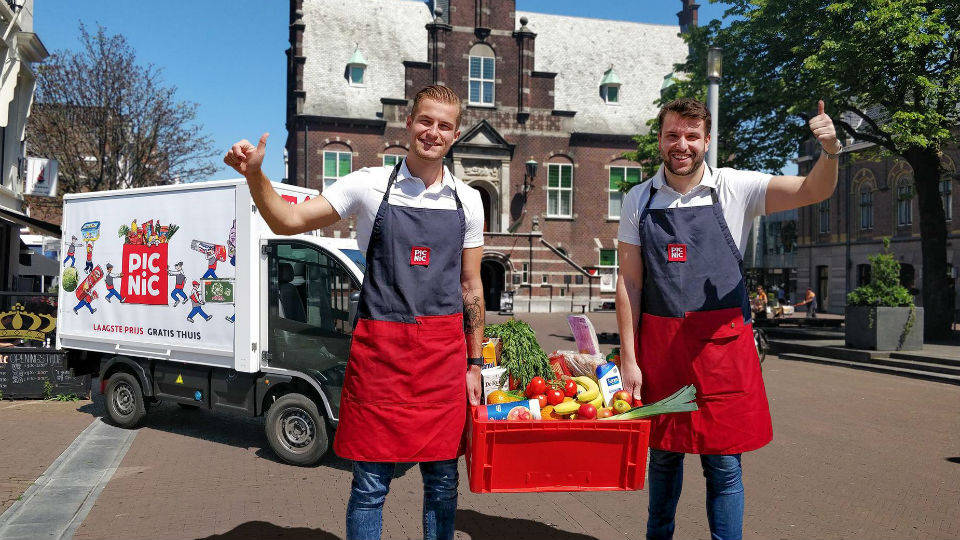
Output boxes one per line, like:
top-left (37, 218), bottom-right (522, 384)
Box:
top-left (120, 219), bottom-right (180, 305)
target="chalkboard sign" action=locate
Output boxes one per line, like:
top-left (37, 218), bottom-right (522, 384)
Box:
top-left (0, 348), bottom-right (90, 399)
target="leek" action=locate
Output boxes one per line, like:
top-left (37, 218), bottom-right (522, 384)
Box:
top-left (602, 384), bottom-right (699, 420)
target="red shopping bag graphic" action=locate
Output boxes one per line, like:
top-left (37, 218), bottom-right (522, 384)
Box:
top-left (122, 243), bottom-right (168, 305)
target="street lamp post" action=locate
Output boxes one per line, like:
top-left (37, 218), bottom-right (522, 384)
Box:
top-left (524, 160), bottom-right (538, 310)
top-left (706, 47), bottom-right (722, 169)
top-left (523, 159), bottom-right (538, 201)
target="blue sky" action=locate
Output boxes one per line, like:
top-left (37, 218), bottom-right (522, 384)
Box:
top-left (35, 1), bottom-right (729, 183)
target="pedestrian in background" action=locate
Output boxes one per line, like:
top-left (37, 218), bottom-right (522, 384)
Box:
top-left (796, 287), bottom-right (818, 318)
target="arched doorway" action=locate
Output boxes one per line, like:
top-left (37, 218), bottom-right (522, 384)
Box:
top-left (467, 179), bottom-right (498, 233)
top-left (480, 259), bottom-right (506, 311)
top-left (477, 188), bottom-right (492, 232)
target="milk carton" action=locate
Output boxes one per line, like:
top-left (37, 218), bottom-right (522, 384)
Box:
top-left (595, 362), bottom-right (624, 408)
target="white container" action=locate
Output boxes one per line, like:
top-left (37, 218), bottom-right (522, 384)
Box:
top-left (595, 362), bottom-right (624, 408)
top-left (481, 366), bottom-right (508, 402)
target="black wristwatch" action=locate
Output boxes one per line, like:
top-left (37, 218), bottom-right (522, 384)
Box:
top-left (467, 357), bottom-right (484, 366)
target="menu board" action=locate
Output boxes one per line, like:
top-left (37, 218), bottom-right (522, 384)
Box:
top-left (0, 348), bottom-right (90, 399)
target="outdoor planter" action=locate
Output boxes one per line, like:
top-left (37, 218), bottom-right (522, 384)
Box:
top-left (845, 305), bottom-right (923, 351)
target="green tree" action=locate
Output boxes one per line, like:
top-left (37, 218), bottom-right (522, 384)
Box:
top-left (631, 0), bottom-right (960, 337)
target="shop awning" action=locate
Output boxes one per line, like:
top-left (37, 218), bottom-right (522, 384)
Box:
top-left (0, 206), bottom-right (61, 237)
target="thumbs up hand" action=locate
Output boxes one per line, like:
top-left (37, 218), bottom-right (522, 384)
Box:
top-left (224, 133), bottom-right (269, 177)
top-left (809, 101), bottom-right (841, 155)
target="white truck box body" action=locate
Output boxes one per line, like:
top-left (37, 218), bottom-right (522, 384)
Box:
top-left (57, 180), bottom-right (320, 373)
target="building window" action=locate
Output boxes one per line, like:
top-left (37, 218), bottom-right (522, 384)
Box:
top-left (859, 185), bottom-right (873, 230)
top-left (323, 150), bottom-right (352, 190)
top-left (940, 177), bottom-right (952, 221)
top-left (542, 274), bottom-right (549, 285)
top-left (609, 167), bottom-right (640, 219)
top-left (521, 263), bottom-right (529, 285)
top-left (897, 181), bottom-right (913, 226)
top-left (598, 249), bottom-right (618, 292)
top-left (818, 199), bottom-right (830, 233)
top-left (856, 263), bottom-right (871, 287)
top-left (547, 163), bottom-right (573, 217)
top-left (468, 44), bottom-right (495, 106)
top-left (347, 46), bottom-right (367, 87)
top-left (349, 66), bottom-right (364, 85)
top-left (383, 154), bottom-right (403, 168)
top-left (600, 67), bottom-right (622, 104)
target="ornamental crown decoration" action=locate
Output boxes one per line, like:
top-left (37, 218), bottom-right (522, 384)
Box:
top-left (0, 303), bottom-right (57, 341)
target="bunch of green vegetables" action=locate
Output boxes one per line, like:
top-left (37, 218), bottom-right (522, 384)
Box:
top-left (484, 319), bottom-right (554, 390)
top-left (603, 384), bottom-right (699, 420)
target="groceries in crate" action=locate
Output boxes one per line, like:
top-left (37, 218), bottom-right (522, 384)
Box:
top-left (602, 385), bottom-right (698, 420)
top-left (479, 316), bottom-right (697, 421)
top-left (567, 314), bottom-right (601, 354)
top-left (477, 399), bottom-right (541, 421)
top-left (596, 361), bottom-right (624, 407)
top-left (481, 337), bottom-right (501, 368)
top-left (553, 350), bottom-right (606, 378)
top-left (481, 366), bottom-right (509, 403)
top-left (483, 319), bottom-right (554, 390)
top-left (547, 351), bottom-right (572, 379)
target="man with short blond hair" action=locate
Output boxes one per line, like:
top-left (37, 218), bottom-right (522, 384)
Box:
top-left (225, 84), bottom-right (484, 540)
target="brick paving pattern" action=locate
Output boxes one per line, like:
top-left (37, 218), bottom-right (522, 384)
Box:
top-left (0, 400), bottom-right (96, 514)
top-left (67, 310), bottom-right (959, 540)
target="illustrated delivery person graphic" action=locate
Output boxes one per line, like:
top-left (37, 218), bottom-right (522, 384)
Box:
top-left (186, 281), bottom-right (212, 323)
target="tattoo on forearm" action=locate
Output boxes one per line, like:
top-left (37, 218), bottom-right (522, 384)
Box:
top-left (463, 294), bottom-right (483, 334)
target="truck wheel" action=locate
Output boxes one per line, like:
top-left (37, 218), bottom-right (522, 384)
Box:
top-left (105, 372), bottom-right (146, 428)
top-left (265, 393), bottom-right (329, 466)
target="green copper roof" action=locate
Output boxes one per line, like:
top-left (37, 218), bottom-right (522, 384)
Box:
top-left (348, 46), bottom-right (366, 66)
top-left (660, 72), bottom-right (676, 91)
top-left (600, 67), bottom-right (621, 86)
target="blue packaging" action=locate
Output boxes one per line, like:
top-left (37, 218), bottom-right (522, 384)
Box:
top-left (478, 399), bottom-right (541, 421)
top-left (595, 361), bottom-right (624, 407)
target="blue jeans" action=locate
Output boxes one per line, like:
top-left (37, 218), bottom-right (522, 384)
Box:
top-left (647, 450), bottom-right (744, 540)
top-left (346, 459), bottom-right (458, 540)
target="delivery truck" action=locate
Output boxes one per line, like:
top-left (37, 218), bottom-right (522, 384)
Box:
top-left (58, 180), bottom-right (367, 466)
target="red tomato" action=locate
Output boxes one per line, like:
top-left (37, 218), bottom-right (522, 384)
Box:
top-left (562, 379), bottom-right (579, 398)
top-left (535, 394), bottom-right (548, 409)
top-left (546, 388), bottom-right (565, 405)
top-left (634, 398), bottom-right (644, 407)
top-left (526, 376), bottom-right (548, 398)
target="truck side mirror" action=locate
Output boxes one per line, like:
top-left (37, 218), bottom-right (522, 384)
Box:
top-left (348, 291), bottom-right (361, 328)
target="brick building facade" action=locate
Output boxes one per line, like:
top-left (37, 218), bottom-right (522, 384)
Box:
top-left (285, 0), bottom-right (691, 311)
top-left (795, 138), bottom-right (960, 315)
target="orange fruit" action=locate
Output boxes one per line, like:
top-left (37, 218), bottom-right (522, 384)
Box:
top-left (487, 390), bottom-right (518, 405)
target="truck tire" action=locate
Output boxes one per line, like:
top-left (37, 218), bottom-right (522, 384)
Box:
top-left (105, 372), bottom-right (146, 428)
top-left (265, 393), bottom-right (329, 466)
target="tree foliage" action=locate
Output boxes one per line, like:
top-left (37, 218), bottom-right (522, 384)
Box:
top-left (847, 238), bottom-right (915, 307)
top-left (28, 24), bottom-right (216, 195)
top-left (632, 0), bottom-right (959, 336)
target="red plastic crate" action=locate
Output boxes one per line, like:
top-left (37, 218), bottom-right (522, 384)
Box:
top-left (466, 407), bottom-right (651, 493)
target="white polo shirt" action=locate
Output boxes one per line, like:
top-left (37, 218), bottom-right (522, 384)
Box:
top-left (321, 159), bottom-right (485, 253)
top-left (617, 165), bottom-right (771, 255)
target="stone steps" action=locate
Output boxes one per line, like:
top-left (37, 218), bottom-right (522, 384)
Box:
top-left (777, 353), bottom-right (960, 386)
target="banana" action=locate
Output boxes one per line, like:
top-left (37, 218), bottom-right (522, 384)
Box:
top-left (588, 393), bottom-right (604, 409)
top-left (574, 376), bottom-right (600, 403)
top-left (552, 399), bottom-right (581, 415)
